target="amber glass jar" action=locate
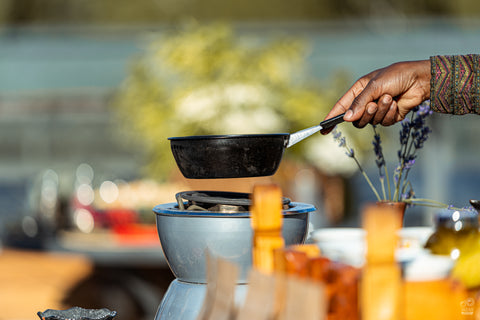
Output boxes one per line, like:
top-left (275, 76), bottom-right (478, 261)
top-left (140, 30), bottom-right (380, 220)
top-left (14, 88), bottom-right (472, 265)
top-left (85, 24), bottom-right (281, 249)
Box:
top-left (425, 209), bottom-right (480, 258)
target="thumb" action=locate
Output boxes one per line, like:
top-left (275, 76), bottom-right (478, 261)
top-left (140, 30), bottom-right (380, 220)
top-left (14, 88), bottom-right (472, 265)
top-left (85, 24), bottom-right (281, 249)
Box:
top-left (348, 81), bottom-right (383, 120)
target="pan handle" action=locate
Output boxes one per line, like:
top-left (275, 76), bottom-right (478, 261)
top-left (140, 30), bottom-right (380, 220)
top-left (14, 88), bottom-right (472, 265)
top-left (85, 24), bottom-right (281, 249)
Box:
top-left (319, 112), bottom-right (345, 130)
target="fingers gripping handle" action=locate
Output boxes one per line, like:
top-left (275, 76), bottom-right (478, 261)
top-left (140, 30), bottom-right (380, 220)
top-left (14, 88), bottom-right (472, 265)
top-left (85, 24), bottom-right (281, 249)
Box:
top-left (319, 112), bottom-right (346, 130)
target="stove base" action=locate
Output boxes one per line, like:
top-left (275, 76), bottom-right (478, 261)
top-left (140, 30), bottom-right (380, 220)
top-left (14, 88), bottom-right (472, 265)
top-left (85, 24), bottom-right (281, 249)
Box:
top-left (155, 279), bottom-right (248, 320)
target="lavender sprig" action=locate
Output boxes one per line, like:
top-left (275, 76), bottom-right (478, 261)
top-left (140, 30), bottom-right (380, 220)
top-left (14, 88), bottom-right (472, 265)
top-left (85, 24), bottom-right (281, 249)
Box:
top-left (332, 101), bottom-right (446, 208)
top-left (394, 101), bottom-right (433, 201)
top-left (372, 125), bottom-right (389, 200)
top-left (398, 118), bottom-right (411, 147)
top-left (372, 126), bottom-right (385, 169)
top-left (332, 127), bottom-right (381, 201)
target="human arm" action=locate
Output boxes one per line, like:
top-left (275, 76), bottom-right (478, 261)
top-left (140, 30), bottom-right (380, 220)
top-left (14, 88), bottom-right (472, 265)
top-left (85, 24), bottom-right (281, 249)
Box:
top-left (323, 54), bottom-right (480, 132)
top-left (430, 54), bottom-right (480, 115)
top-left (323, 60), bottom-right (431, 130)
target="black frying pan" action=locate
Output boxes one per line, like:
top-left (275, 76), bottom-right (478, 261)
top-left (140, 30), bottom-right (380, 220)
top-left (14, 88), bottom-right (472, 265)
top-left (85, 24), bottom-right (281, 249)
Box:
top-left (169, 113), bottom-right (345, 179)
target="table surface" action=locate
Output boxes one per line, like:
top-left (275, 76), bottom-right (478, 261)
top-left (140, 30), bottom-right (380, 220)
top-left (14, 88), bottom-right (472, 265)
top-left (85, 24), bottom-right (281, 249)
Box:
top-left (46, 230), bottom-right (168, 267)
top-left (0, 247), bottom-right (93, 320)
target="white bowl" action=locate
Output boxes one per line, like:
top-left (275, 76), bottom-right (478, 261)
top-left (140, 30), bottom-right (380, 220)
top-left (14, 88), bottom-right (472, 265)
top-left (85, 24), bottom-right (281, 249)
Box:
top-left (404, 252), bottom-right (454, 281)
top-left (312, 227), bottom-right (434, 267)
top-left (312, 228), bottom-right (366, 267)
top-left (396, 226), bottom-right (434, 263)
top-left (398, 227), bottom-right (434, 249)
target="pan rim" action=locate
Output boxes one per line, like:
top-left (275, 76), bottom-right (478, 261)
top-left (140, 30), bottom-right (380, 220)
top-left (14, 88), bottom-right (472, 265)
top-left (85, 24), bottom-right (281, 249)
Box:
top-left (168, 133), bottom-right (289, 140)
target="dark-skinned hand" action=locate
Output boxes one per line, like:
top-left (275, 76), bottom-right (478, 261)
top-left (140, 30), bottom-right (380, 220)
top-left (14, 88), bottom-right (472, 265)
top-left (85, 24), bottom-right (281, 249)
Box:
top-left (322, 60), bottom-right (431, 133)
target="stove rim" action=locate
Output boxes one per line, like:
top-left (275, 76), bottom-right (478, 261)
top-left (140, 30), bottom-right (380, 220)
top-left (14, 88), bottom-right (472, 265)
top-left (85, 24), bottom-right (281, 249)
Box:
top-left (175, 190), bottom-right (291, 207)
top-left (152, 201), bottom-right (316, 218)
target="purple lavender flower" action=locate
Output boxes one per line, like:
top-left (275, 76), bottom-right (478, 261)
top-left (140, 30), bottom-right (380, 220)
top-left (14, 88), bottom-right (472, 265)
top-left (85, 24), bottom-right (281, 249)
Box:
top-left (372, 126), bottom-right (386, 184)
top-left (332, 128), bottom-right (342, 141)
top-left (373, 128), bottom-right (385, 167)
top-left (411, 115), bottom-right (425, 130)
top-left (331, 101), bottom-right (434, 204)
top-left (401, 186), bottom-right (415, 201)
top-left (332, 128), bottom-right (354, 157)
top-left (404, 158), bottom-right (416, 170)
top-left (399, 118), bottom-right (411, 146)
top-left (345, 148), bottom-right (354, 158)
top-left (414, 126), bottom-right (432, 148)
top-left (392, 101), bottom-right (433, 201)
top-left (417, 101), bottom-right (433, 116)
top-left (393, 165), bottom-right (401, 185)
top-left (332, 128), bottom-right (348, 148)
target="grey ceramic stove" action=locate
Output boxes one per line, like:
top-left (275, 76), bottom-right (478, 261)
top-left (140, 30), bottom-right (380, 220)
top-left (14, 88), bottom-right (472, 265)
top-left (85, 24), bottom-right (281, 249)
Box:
top-left (152, 191), bottom-right (315, 320)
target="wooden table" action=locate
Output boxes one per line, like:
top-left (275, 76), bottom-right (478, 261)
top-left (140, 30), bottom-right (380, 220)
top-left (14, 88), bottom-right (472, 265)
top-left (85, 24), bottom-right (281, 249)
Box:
top-left (0, 248), bottom-right (92, 320)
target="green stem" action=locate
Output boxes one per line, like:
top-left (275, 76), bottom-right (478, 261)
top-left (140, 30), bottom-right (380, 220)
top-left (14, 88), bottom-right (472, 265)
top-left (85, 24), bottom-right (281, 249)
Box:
top-left (373, 126), bottom-right (387, 201)
top-left (400, 136), bottom-right (417, 196)
top-left (393, 161), bottom-right (404, 202)
top-left (395, 113), bottom-right (416, 201)
top-left (401, 180), bottom-right (413, 200)
top-left (401, 165), bottom-right (415, 198)
top-left (352, 157), bottom-right (382, 202)
top-left (403, 202), bottom-right (446, 208)
top-left (380, 176), bottom-right (386, 201)
top-left (401, 112), bottom-right (415, 159)
top-left (403, 198), bottom-right (450, 208)
top-left (404, 129), bottom-right (417, 160)
top-left (385, 165), bottom-right (392, 201)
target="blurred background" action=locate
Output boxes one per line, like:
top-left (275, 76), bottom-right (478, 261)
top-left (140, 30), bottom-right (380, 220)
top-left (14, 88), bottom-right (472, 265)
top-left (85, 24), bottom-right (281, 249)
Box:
top-left (1, 0), bottom-right (480, 319)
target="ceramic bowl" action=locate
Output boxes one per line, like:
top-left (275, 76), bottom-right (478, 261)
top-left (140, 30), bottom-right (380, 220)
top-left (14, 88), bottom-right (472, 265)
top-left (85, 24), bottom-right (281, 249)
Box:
top-left (153, 202), bottom-right (315, 284)
top-left (312, 228), bottom-right (366, 267)
top-left (312, 226), bottom-right (435, 267)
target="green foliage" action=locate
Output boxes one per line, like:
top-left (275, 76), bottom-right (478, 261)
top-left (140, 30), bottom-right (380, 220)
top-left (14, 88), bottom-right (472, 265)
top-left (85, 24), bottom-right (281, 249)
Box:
top-left (111, 21), bottom-right (364, 180)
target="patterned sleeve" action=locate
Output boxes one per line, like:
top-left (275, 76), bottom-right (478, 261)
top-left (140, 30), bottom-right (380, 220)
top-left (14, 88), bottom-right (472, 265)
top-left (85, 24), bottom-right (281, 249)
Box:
top-left (430, 54), bottom-right (480, 115)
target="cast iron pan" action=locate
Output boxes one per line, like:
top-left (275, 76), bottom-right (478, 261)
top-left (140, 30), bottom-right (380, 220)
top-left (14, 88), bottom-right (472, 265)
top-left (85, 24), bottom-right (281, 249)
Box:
top-left (169, 113), bottom-right (345, 179)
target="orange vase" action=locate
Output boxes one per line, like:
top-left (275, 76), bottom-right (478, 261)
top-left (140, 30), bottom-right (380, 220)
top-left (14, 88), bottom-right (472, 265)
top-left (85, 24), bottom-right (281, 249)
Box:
top-left (375, 201), bottom-right (407, 226)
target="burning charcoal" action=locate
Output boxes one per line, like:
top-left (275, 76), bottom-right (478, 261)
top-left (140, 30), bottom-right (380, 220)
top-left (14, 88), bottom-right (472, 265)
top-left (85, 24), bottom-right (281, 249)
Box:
top-left (37, 307), bottom-right (117, 320)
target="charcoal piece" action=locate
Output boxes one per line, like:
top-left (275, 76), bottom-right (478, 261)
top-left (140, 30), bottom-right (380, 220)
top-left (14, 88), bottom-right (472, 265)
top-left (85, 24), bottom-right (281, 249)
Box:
top-left (37, 307), bottom-right (117, 320)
